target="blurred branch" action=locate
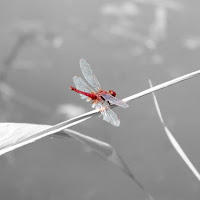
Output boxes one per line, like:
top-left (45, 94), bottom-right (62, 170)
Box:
top-left (0, 22), bottom-right (63, 119)
top-left (0, 34), bottom-right (28, 82)
top-left (0, 82), bottom-right (53, 117)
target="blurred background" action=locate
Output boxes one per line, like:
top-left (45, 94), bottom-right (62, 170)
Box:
top-left (0, 0), bottom-right (200, 199)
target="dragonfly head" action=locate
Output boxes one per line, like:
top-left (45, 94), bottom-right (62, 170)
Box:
top-left (109, 90), bottom-right (116, 97)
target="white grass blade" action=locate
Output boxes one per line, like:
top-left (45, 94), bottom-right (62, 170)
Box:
top-left (123, 69), bottom-right (200, 103)
top-left (0, 110), bottom-right (98, 156)
top-left (149, 80), bottom-right (200, 181)
top-left (0, 123), bottom-right (154, 200)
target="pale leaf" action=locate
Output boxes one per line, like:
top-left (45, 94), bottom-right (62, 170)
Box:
top-left (0, 123), bottom-right (154, 200)
top-left (149, 79), bottom-right (200, 182)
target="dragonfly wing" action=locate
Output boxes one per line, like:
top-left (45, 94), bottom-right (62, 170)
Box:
top-left (73, 75), bottom-right (93, 100)
top-left (80, 59), bottom-right (101, 91)
top-left (101, 106), bottom-right (120, 127)
top-left (101, 94), bottom-right (129, 108)
top-left (94, 103), bottom-right (120, 126)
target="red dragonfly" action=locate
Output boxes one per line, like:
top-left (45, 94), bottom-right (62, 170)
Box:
top-left (70, 59), bottom-right (129, 126)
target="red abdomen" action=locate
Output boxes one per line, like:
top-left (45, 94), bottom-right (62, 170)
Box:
top-left (70, 86), bottom-right (97, 100)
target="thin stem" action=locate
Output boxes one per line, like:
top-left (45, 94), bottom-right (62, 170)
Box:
top-left (123, 69), bottom-right (200, 103)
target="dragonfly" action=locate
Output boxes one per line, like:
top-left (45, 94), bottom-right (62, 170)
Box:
top-left (70, 59), bottom-right (129, 126)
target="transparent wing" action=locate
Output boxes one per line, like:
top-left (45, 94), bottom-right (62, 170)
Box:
top-left (101, 93), bottom-right (129, 108)
top-left (102, 106), bottom-right (120, 127)
top-left (73, 75), bottom-right (93, 100)
top-left (80, 59), bottom-right (101, 91)
top-left (93, 102), bottom-right (120, 127)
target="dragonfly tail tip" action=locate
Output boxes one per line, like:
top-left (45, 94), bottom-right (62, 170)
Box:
top-left (70, 86), bottom-right (73, 90)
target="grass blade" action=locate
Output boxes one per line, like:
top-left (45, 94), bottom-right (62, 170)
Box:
top-left (123, 69), bottom-right (200, 103)
top-left (0, 111), bottom-right (97, 156)
top-left (149, 80), bottom-right (200, 181)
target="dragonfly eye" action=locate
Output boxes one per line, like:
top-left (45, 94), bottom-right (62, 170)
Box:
top-left (109, 90), bottom-right (116, 97)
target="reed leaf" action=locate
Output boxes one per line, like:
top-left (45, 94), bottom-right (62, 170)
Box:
top-left (0, 123), bottom-right (154, 200)
top-left (149, 80), bottom-right (200, 181)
